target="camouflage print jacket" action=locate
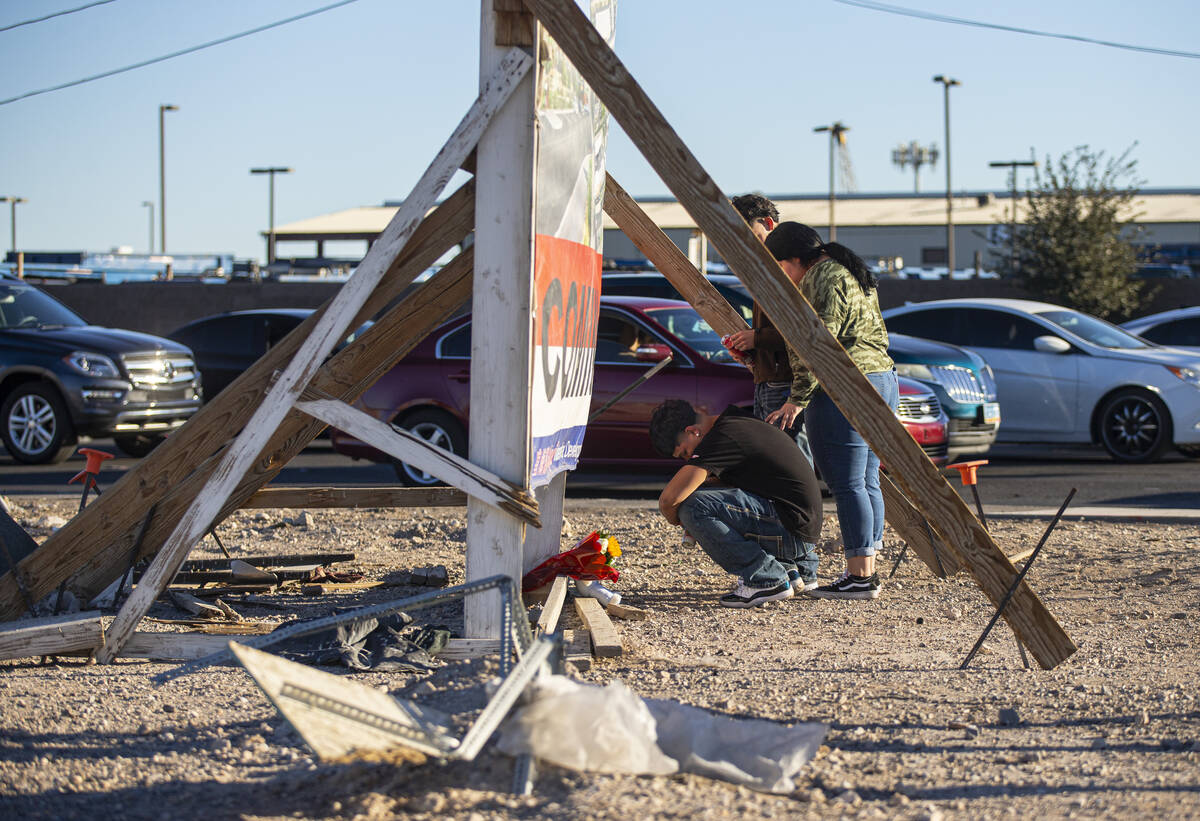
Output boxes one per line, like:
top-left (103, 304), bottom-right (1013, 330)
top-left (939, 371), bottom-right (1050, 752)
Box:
top-left (786, 258), bottom-right (893, 408)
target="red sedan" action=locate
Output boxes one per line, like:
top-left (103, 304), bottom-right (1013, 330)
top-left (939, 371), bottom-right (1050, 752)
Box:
top-left (330, 296), bottom-right (947, 483)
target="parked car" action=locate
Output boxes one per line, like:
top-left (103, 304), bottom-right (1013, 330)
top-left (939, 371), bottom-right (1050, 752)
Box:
top-left (166, 309), bottom-right (371, 400)
top-left (0, 279), bottom-right (202, 463)
top-left (330, 296), bottom-right (949, 484)
top-left (601, 270), bottom-right (998, 458)
top-left (1121, 307), bottom-right (1200, 354)
top-left (883, 298), bottom-right (1200, 462)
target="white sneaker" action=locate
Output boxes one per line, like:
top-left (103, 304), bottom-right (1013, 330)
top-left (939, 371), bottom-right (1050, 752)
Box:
top-left (719, 578), bottom-right (795, 608)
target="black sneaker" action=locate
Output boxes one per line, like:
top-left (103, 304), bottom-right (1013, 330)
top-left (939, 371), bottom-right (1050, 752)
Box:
top-left (719, 578), bottom-right (795, 609)
top-left (808, 572), bottom-right (881, 600)
top-left (786, 568), bottom-right (819, 592)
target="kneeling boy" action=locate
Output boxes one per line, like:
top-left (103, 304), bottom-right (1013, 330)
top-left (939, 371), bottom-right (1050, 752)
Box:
top-left (650, 400), bottom-right (822, 608)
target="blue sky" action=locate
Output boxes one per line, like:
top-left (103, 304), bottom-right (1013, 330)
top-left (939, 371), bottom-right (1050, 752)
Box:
top-left (1, 0), bottom-right (1197, 262)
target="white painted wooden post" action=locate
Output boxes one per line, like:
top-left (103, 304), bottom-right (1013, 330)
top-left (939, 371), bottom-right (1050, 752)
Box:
top-left (524, 471), bottom-right (566, 571)
top-left (466, 4), bottom-right (539, 637)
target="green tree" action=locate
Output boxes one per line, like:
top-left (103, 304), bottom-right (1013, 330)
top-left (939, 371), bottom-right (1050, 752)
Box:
top-left (993, 145), bottom-right (1145, 321)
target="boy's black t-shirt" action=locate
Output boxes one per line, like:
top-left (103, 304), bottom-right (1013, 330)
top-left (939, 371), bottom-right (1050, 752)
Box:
top-left (688, 406), bottom-right (822, 543)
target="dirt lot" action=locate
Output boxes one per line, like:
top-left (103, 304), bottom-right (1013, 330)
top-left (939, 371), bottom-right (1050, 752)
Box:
top-left (1, 494), bottom-right (1198, 821)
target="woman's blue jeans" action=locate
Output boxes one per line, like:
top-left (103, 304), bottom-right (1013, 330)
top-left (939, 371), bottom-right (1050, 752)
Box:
top-left (805, 369), bottom-right (899, 559)
top-left (678, 488), bottom-right (818, 588)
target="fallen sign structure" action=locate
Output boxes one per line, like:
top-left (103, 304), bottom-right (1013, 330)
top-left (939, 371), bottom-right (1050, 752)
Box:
top-left (521, 0), bottom-right (1073, 668)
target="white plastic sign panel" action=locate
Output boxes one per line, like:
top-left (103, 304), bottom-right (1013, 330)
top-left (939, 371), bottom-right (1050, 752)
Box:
top-left (529, 0), bottom-right (616, 487)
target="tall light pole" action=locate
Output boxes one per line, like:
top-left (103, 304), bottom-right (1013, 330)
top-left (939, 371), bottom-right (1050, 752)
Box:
top-left (891, 140), bottom-right (939, 193)
top-left (141, 199), bottom-right (156, 253)
top-left (0, 196), bottom-right (26, 253)
top-left (158, 104), bottom-right (178, 253)
top-left (813, 121), bottom-right (849, 241)
top-left (250, 167), bottom-right (293, 265)
top-left (932, 75), bottom-right (960, 272)
top-left (989, 159), bottom-right (1037, 274)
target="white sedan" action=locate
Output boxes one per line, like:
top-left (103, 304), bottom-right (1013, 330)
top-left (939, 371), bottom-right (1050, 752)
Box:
top-left (882, 298), bottom-right (1200, 462)
top-left (1121, 307), bottom-right (1200, 354)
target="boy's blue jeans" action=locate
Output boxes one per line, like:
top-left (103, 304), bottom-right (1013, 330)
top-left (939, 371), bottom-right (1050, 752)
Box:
top-left (678, 487), bottom-right (818, 588)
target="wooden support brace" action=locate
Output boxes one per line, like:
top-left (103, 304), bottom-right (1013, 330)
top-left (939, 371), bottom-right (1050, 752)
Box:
top-left (525, 0), bottom-right (1074, 669)
top-left (0, 611), bottom-right (103, 660)
top-left (242, 486), bottom-right (467, 510)
top-left (573, 595), bottom-right (622, 657)
top-left (296, 398), bottom-right (540, 528)
top-left (0, 176), bottom-right (478, 621)
top-left (535, 575), bottom-right (569, 636)
top-left (561, 628), bottom-right (592, 671)
top-left (604, 172), bottom-right (950, 579)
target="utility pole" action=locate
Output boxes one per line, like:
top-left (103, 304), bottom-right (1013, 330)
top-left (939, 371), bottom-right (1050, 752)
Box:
top-left (988, 159), bottom-right (1037, 274)
top-left (813, 121), bottom-right (849, 241)
top-left (142, 201), bottom-right (155, 254)
top-left (159, 104), bottom-right (179, 253)
top-left (933, 76), bottom-right (960, 272)
top-left (250, 167), bottom-right (293, 265)
top-left (0, 196), bottom-right (26, 253)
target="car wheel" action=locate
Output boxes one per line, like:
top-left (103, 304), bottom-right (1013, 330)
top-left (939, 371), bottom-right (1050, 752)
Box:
top-left (113, 433), bottom-right (165, 458)
top-left (391, 410), bottom-right (467, 487)
top-left (1, 383), bottom-right (77, 465)
top-left (1097, 389), bottom-right (1173, 463)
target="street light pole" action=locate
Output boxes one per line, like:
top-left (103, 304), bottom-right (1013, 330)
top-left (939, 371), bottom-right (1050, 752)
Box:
top-left (158, 104), bottom-right (179, 254)
top-left (933, 75), bottom-right (960, 273)
top-left (0, 196), bottom-right (26, 253)
top-left (142, 201), bottom-right (155, 254)
top-left (891, 140), bottom-right (939, 193)
top-left (988, 160), bottom-right (1037, 274)
top-left (813, 121), bottom-right (849, 241)
top-left (250, 167), bottom-right (293, 265)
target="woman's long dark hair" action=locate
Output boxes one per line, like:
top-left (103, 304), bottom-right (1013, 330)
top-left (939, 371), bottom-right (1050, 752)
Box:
top-left (764, 221), bottom-right (877, 292)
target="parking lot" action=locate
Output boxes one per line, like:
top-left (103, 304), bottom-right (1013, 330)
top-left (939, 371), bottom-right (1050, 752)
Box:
top-left (2, 440), bottom-right (1196, 517)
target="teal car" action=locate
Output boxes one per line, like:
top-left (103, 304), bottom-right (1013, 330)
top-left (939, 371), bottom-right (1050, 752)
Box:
top-left (888, 333), bottom-right (999, 459)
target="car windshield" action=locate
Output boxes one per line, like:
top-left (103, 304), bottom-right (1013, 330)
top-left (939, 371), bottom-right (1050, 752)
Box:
top-left (1036, 309), bottom-right (1151, 349)
top-left (0, 283), bottom-right (86, 329)
top-left (643, 306), bottom-right (735, 363)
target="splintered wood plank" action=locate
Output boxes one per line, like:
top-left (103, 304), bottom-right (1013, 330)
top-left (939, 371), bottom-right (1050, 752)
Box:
top-left (98, 49), bottom-right (536, 664)
top-left (605, 172), bottom-right (949, 578)
top-left (535, 576), bottom-right (569, 636)
top-left (573, 596), bottom-right (622, 658)
top-left (526, 0), bottom-right (1075, 670)
top-left (606, 601), bottom-right (647, 621)
top-left (119, 632), bottom-right (254, 661)
top-left (230, 643), bottom-right (454, 760)
top-left (438, 638), bottom-right (502, 659)
top-left (296, 399), bottom-right (540, 527)
top-left (0, 611), bottom-right (103, 660)
top-left (0, 177), bottom-right (477, 622)
top-left (242, 487), bottom-right (467, 509)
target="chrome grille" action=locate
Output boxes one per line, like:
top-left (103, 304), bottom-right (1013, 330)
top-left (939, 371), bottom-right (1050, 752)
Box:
top-left (122, 353), bottom-right (197, 388)
top-left (896, 393), bottom-right (942, 422)
top-left (930, 365), bottom-right (987, 403)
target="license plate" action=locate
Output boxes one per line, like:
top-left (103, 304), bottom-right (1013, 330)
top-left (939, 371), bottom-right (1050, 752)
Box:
top-left (983, 402), bottom-right (1001, 424)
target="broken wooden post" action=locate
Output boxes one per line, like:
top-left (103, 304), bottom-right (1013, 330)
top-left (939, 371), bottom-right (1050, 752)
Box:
top-left (574, 595), bottom-right (622, 658)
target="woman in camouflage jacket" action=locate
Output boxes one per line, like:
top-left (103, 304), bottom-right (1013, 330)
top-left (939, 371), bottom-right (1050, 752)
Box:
top-left (763, 222), bottom-right (899, 601)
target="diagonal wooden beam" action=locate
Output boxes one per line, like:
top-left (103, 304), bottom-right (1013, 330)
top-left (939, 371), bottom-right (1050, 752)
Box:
top-left (0, 181), bottom-right (476, 622)
top-left (296, 398), bottom-right (540, 527)
top-left (602, 172), bottom-right (954, 578)
top-left (526, 0), bottom-right (1074, 668)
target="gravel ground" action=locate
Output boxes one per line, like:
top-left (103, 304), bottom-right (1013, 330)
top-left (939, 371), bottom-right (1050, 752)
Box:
top-left (1, 494), bottom-right (1198, 821)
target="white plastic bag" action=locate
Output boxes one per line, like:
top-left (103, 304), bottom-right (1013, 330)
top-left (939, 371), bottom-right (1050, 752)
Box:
top-left (496, 675), bottom-right (678, 775)
top-left (646, 699), bottom-right (828, 793)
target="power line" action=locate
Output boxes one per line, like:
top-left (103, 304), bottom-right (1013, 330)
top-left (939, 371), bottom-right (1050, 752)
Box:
top-left (0, 0), bottom-right (117, 34)
top-left (0, 0), bottom-right (365, 107)
top-left (832, 0), bottom-right (1200, 59)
